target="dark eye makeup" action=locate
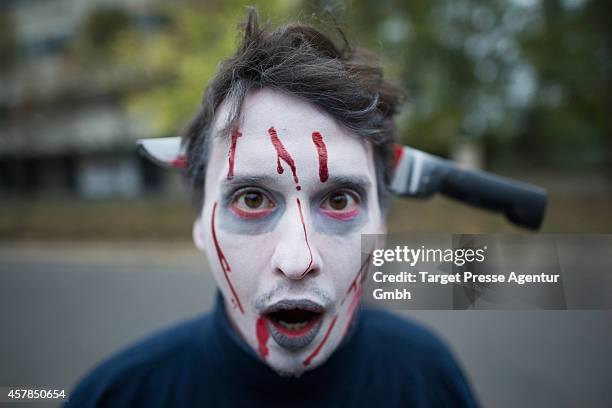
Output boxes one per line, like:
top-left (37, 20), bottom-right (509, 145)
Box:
top-left (229, 188), bottom-right (276, 219)
top-left (319, 189), bottom-right (361, 220)
top-left (224, 184), bottom-right (365, 222)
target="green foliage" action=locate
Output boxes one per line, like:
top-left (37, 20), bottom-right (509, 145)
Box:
top-left (82, 6), bottom-right (132, 56)
top-left (339, 0), bottom-right (610, 166)
top-left (0, 12), bottom-right (18, 73)
top-left (112, 0), bottom-right (300, 137)
top-left (106, 0), bottom-right (610, 167)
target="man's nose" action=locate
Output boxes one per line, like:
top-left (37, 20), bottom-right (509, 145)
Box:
top-left (270, 198), bottom-right (320, 280)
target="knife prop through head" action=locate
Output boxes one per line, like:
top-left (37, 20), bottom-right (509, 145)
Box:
top-left (137, 137), bottom-right (547, 230)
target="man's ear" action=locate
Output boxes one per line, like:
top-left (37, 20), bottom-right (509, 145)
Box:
top-left (192, 217), bottom-right (206, 252)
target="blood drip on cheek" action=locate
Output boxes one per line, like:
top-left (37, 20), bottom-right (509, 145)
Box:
top-left (227, 129), bottom-right (242, 179)
top-left (301, 256), bottom-right (368, 366)
top-left (268, 126), bottom-right (301, 191)
top-left (341, 253), bottom-right (371, 305)
top-left (340, 253), bottom-right (371, 337)
top-left (256, 317), bottom-right (269, 359)
top-left (211, 202), bottom-right (245, 314)
top-left (302, 315), bottom-right (338, 366)
top-left (342, 286), bottom-right (362, 338)
top-left (311, 131), bottom-right (328, 182)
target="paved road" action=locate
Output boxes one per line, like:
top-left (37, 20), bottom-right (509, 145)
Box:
top-left (1, 242), bottom-right (610, 407)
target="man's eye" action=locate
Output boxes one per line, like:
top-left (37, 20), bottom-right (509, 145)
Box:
top-left (329, 192), bottom-right (349, 210)
top-left (242, 192), bottom-right (264, 208)
top-left (320, 190), bottom-right (360, 219)
top-left (230, 189), bottom-right (275, 218)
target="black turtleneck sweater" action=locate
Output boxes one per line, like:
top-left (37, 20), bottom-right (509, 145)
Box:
top-left (66, 293), bottom-right (478, 407)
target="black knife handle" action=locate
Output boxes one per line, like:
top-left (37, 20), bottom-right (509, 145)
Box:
top-left (439, 168), bottom-right (547, 230)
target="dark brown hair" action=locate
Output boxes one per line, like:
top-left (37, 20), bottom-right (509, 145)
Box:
top-left (183, 7), bottom-right (405, 211)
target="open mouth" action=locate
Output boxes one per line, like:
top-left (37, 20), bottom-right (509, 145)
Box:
top-left (263, 300), bottom-right (324, 350)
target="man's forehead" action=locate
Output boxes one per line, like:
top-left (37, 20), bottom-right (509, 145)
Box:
top-left (210, 88), bottom-right (374, 176)
top-left (239, 88), bottom-right (334, 128)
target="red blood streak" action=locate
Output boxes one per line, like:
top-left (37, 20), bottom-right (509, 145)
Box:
top-left (341, 253), bottom-right (371, 305)
top-left (170, 154), bottom-right (187, 169)
top-left (302, 315), bottom-right (338, 366)
top-left (296, 198), bottom-right (313, 277)
top-left (268, 126), bottom-right (301, 191)
top-left (211, 202), bottom-right (244, 314)
top-left (339, 253), bottom-right (371, 335)
top-left (256, 317), bottom-right (269, 359)
top-left (311, 131), bottom-right (329, 182)
top-left (227, 129), bottom-right (242, 179)
top-left (342, 286), bottom-right (362, 338)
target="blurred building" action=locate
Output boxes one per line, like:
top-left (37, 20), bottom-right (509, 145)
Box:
top-left (0, 0), bottom-right (180, 199)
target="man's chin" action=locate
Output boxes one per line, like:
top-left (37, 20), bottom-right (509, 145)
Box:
top-left (262, 345), bottom-right (330, 377)
top-left (261, 325), bottom-right (341, 377)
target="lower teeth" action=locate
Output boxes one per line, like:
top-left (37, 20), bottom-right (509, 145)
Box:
top-left (279, 320), bottom-right (308, 331)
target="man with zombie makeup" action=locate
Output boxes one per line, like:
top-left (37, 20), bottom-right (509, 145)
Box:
top-left (67, 8), bottom-right (478, 407)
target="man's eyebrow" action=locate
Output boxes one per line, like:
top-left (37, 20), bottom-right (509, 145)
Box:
top-left (220, 174), bottom-right (372, 191)
top-left (221, 174), bottom-right (280, 190)
top-left (321, 175), bottom-right (372, 190)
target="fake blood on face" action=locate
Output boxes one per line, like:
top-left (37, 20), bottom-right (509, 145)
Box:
top-left (302, 255), bottom-right (370, 366)
top-left (227, 129), bottom-right (242, 179)
top-left (339, 254), bottom-right (370, 336)
top-left (341, 253), bottom-right (371, 305)
top-left (296, 197), bottom-right (314, 277)
top-left (256, 317), bottom-right (269, 359)
top-left (268, 126), bottom-right (301, 191)
top-left (302, 315), bottom-right (338, 366)
top-left (211, 202), bottom-right (244, 314)
top-left (311, 131), bottom-right (328, 182)
top-left (342, 286), bottom-right (362, 338)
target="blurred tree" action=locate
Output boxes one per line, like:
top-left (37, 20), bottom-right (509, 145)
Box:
top-left (325, 0), bottom-right (610, 171)
top-left (81, 6), bottom-right (132, 58)
top-left (111, 0), bottom-right (299, 137)
top-left (0, 11), bottom-right (18, 73)
top-left (519, 0), bottom-right (612, 172)
top-left (104, 0), bottom-right (610, 173)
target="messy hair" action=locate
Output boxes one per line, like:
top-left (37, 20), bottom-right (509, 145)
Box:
top-left (183, 7), bottom-right (406, 211)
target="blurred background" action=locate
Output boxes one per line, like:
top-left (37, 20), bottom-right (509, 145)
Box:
top-left (0, 0), bottom-right (610, 407)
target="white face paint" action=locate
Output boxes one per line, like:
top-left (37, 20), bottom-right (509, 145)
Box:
top-left (193, 88), bottom-right (386, 376)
